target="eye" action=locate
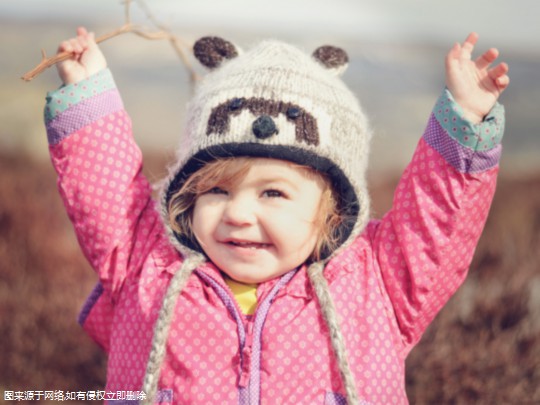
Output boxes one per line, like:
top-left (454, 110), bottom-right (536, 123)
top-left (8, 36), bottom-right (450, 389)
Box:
top-left (206, 186), bottom-right (227, 195)
top-left (263, 189), bottom-right (286, 198)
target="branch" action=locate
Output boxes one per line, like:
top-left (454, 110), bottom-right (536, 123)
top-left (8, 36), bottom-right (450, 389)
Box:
top-left (134, 0), bottom-right (199, 83)
top-left (21, 0), bottom-right (200, 83)
top-left (21, 24), bottom-right (122, 82)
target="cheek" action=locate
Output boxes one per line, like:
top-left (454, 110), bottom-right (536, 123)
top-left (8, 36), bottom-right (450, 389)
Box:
top-left (191, 201), bottom-right (214, 238)
top-left (295, 197), bottom-right (325, 246)
top-left (190, 207), bottom-right (202, 240)
top-left (295, 199), bottom-right (323, 229)
top-left (271, 209), bottom-right (320, 245)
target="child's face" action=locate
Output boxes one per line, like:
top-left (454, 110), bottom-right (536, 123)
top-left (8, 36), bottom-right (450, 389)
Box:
top-left (192, 158), bottom-right (324, 284)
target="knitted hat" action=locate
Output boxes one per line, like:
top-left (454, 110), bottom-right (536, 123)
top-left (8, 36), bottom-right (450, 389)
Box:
top-left (162, 37), bottom-right (371, 259)
top-left (143, 37), bottom-right (372, 404)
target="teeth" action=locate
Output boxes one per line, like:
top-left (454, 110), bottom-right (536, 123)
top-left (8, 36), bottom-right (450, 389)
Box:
top-left (229, 241), bottom-right (267, 248)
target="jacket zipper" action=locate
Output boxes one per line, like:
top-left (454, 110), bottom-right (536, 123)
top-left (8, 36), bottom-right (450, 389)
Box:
top-left (195, 268), bottom-right (299, 404)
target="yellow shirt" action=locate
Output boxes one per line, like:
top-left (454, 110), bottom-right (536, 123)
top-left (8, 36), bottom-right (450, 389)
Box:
top-left (224, 277), bottom-right (258, 315)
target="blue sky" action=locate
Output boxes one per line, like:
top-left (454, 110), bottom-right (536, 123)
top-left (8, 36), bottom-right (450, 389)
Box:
top-left (2, 0), bottom-right (539, 49)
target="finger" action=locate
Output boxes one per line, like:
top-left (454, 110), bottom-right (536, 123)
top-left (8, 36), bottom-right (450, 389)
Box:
top-left (58, 39), bottom-right (82, 55)
top-left (488, 62), bottom-right (509, 80)
top-left (68, 38), bottom-right (84, 54)
top-left (58, 40), bottom-right (73, 54)
top-left (496, 75), bottom-right (510, 91)
top-left (448, 42), bottom-right (461, 58)
top-left (87, 31), bottom-right (98, 48)
top-left (461, 32), bottom-right (479, 58)
top-left (475, 47), bottom-right (499, 70)
top-left (76, 26), bottom-right (88, 37)
top-left (445, 42), bottom-right (461, 69)
top-left (78, 26), bottom-right (92, 46)
top-left (78, 33), bottom-right (89, 50)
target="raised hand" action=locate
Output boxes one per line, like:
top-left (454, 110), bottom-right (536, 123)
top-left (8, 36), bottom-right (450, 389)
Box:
top-left (445, 32), bottom-right (509, 123)
top-left (57, 27), bottom-right (107, 85)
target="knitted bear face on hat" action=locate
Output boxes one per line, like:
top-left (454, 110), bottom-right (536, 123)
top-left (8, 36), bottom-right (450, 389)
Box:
top-left (162, 36), bottom-right (372, 260)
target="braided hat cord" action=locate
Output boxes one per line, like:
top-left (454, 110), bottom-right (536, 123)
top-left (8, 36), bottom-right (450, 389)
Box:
top-left (307, 261), bottom-right (360, 405)
top-left (141, 253), bottom-right (206, 404)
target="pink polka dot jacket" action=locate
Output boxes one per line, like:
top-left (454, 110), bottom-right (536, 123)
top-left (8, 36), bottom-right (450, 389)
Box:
top-left (44, 69), bottom-right (504, 404)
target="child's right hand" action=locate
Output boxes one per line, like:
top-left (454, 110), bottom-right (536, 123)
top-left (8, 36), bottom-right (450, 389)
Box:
top-left (57, 27), bottom-right (107, 85)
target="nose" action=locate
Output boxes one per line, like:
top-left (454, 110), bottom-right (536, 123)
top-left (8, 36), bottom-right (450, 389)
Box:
top-left (252, 115), bottom-right (278, 139)
top-left (222, 194), bottom-right (256, 226)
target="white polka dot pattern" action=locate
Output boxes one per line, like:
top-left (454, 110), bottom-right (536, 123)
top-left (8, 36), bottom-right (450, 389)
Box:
top-left (369, 137), bottom-right (498, 351)
top-left (50, 108), bottom-right (158, 296)
top-left (46, 85), bottom-right (500, 404)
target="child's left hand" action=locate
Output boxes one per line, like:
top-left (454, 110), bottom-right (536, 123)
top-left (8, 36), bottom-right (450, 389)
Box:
top-left (445, 32), bottom-right (509, 123)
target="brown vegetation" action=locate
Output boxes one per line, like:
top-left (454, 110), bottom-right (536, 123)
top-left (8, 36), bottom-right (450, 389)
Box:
top-left (1, 152), bottom-right (539, 403)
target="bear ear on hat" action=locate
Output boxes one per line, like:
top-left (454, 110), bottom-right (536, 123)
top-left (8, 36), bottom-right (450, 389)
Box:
top-left (312, 45), bottom-right (349, 76)
top-left (193, 36), bottom-right (240, 69)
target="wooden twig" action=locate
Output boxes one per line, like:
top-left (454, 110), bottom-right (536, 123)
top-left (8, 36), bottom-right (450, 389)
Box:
top-left (21, 0), bottom-right (200, 83)
top-left (21, 24), bottom-right (146, 81)
top-left (133, 0), bottom-right (199, 83)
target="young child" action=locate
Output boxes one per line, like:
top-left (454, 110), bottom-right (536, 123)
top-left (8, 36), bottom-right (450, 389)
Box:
top-left (45, 27), bottom-right (509, 404)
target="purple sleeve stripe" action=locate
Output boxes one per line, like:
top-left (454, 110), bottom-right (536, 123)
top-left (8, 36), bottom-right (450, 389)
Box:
top-left (324, 392), bottom-right (348, 405)
top-left (77, 282), bottom-right (104, 326)
top-left (46, 89), bottom-right (124, 145)
top-left (424, 114), bottom-right (501, 173)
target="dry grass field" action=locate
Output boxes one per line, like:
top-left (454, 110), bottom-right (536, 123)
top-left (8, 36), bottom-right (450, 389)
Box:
top-left (1, 152), bottom-right (539, 403)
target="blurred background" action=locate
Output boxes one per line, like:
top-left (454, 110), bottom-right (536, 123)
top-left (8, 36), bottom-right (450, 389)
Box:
top-left (1, 0), bottom-right (539, 403)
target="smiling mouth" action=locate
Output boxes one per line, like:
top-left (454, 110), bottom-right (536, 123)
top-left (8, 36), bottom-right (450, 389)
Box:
top-left (226, 241), bottom-right (271, 249)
